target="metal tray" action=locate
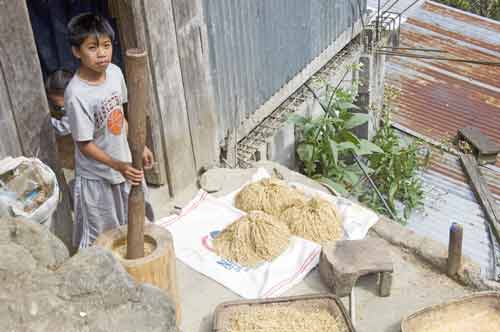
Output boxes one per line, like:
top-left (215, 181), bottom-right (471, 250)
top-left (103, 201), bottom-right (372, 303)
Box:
top-left (401, 292), bottom-right (500, 332)
top-left (213, 293), bottom-right (355, 332)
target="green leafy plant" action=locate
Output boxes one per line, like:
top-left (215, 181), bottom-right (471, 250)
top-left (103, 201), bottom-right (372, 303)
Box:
top-left (437, 0), bottom-right (500, 20)
top-left (360, 87), bottom-right (430, 221)
top-left (289, 82), bottom-right (382, 194)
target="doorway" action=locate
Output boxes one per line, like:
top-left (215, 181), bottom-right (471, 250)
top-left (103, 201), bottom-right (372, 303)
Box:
top-left (26, 0), bottom-right (163, 186)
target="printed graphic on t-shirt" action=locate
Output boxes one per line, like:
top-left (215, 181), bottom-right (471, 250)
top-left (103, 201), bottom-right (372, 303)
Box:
top-left (94, 91), bottom-right (123, 135)
top-left (107, 109), bottom-right (123, 135)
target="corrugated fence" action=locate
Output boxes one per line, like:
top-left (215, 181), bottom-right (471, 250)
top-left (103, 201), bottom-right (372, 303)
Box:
top-left (203, 0), bottom-right (367, 140)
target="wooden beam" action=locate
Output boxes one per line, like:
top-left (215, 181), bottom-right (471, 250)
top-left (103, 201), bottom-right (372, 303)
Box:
top-left (0, 0), bottom-right (74, 251)
top-left (140, 0), bottom-right (198, 195)
top-left (108, 0), bottom-right (167, 187)
top-left (171, 0), bottom-right (219, 170)
top-left (458, 126), bottom-right (500, 155)
top-left (457, 126), bottom-right (500, 165)
top-left (460, 153), bottom-right (500, 243)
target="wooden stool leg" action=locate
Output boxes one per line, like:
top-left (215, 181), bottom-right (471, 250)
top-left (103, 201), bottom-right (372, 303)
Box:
top-left (349, 288), bottom-right (356, 328)
top-left (378, 272), bottom-right (392, 297)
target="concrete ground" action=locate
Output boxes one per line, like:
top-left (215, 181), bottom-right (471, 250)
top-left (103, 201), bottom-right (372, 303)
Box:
top-left (148, 163), bottom-right (472, 332)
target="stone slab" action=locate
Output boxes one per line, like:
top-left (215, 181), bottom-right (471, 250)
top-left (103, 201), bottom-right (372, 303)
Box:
top-left (320, 238), bottom-right (394, 297)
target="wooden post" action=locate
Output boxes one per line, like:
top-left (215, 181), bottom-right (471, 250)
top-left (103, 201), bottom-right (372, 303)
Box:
top-left (378, 271), bottom-right (393, 297)
top-left (447, 223), bottom-right (463, 277)
top-left (125, 48), bottom-right (148, 259)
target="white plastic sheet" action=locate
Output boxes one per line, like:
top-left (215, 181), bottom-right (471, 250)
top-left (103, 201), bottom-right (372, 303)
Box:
top-left (158, 168), bottom-right (379, 299)
top-left (158, 191), bottom-right (321, 299)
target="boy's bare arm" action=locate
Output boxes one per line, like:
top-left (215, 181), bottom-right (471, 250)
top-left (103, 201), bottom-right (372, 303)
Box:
top-left (123, 117), bottom-right (154, 169)
top-left (77, 141), bottom-right (143, 185)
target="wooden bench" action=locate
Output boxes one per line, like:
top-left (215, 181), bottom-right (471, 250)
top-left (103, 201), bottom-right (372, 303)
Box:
top-left (319, 238), bottom-right (394, 326)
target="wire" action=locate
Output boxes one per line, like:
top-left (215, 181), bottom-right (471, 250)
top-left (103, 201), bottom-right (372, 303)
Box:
top-left (377, 50), bottom-right (500, 66)
top-left (378, 46), bottom-right (448, 53)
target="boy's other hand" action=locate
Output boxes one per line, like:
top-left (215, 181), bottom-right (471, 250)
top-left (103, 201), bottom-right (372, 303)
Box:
top-left (116, 162), bottom-right (143, 185)
top-left (143, 146), bottom-right (154, 170)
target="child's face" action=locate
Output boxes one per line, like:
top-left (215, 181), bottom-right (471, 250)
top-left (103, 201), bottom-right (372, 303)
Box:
top-left (72, 35), bottom-right (113, 74)
top-left (48, 93), bottom-right (64, 108)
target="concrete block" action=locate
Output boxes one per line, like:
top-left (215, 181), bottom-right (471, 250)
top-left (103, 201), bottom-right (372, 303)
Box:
top-left (199, 167), bottom-right (257, 195)
top-left (319, 239), bottom-right (394, 297)
top-left (267, 123), bottom-right (297, 170)
top-left (353, 53), bottom-right (385, 140)
top-left (372, 217), bottom-right (424, 250)
top-left (415, 237), bottom-right (448, 273)
top-left (311, 100), bottom-right (325, 118)
top-left (254, 144), bottom-right (267, 162)
top-left (199, 171), bottom-right (222, 193)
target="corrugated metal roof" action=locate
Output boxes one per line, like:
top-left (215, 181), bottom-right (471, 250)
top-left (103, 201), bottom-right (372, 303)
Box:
top-left (405, 147), bottom-right (500, 278)
top-left (386, 1), bottom-right (500, 166)
top-left (386, 2), bottom-right (500, 279)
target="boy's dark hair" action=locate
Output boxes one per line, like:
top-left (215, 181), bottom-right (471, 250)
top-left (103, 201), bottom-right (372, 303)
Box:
top-left (46, 69), bottom-right (73, 94)
top-left (67, 13), bottom-right (115, 47)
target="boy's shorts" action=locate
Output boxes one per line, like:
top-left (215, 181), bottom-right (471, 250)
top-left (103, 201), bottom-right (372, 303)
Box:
top-left (73, 176), bottom-right (154, 248)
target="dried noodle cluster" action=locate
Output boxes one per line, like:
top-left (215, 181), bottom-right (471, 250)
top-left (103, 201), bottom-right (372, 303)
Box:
top-left (280, 197), bottom-right (343, 244)
top-left (213, 211), bottom-right (291, 267)
top-left (235, 178), bottom-right (306, 217)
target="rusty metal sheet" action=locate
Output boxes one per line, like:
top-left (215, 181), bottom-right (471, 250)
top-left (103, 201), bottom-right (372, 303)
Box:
top-left (385, 2), bottom-right (500, 278)
top-left (386, 1), bottom-right (500, 161)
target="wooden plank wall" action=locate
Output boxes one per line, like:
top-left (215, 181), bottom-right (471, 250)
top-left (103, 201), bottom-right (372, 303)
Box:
top-left (139, 0), bottom-right (198, 195)
top-left (0, 0), bottom-right (74, 251)
top-left (110, 0), bottom-right (220, 195)
top-left (171, 0), bottom-right (219, 170)
top-left (0, 65), bottom-right (23, 157)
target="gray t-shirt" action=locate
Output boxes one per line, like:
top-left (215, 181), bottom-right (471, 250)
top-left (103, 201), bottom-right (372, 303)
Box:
top-left (65, 63), bottom-right (131, 184)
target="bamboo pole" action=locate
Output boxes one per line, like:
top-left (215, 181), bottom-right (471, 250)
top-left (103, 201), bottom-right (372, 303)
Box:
top-left (125, 48), bottom-right (147, 259)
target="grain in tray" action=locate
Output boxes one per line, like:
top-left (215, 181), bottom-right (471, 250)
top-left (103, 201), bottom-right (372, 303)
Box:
top-left (225, 305), bottom-right (340, 332)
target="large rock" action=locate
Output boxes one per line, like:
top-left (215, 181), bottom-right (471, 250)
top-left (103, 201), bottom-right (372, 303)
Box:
top-left (0, 217), bottom-right (69, 269)
top-left (0, 218), bottom-right (177, 332)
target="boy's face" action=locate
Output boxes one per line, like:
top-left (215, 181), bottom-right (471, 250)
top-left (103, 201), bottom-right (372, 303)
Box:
top-left (72, 35), bottom-right (113, 74)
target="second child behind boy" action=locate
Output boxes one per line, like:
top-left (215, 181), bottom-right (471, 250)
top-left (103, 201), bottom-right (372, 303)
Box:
top-left (66, 13), bottom-right (154, 248)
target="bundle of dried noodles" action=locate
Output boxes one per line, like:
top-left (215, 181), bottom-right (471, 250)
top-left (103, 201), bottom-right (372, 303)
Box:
top-left (235, 178), bottom-right (306, 217)
top-left (226, 305), bottom-right (340, 332)
top-left (280, 197), bottom-right (343, 244)
top-left (213, 211), bottom-right (291, 267)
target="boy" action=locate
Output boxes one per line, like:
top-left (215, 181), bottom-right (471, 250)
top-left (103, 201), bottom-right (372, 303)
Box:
top-left (66, 13), bottom-right (154, 248)
top-left (46, 69), bottom-right (74, 137)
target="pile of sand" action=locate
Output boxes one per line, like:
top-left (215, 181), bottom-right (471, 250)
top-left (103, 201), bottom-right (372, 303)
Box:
top-left (213, 211), bottom-right (291, 267)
